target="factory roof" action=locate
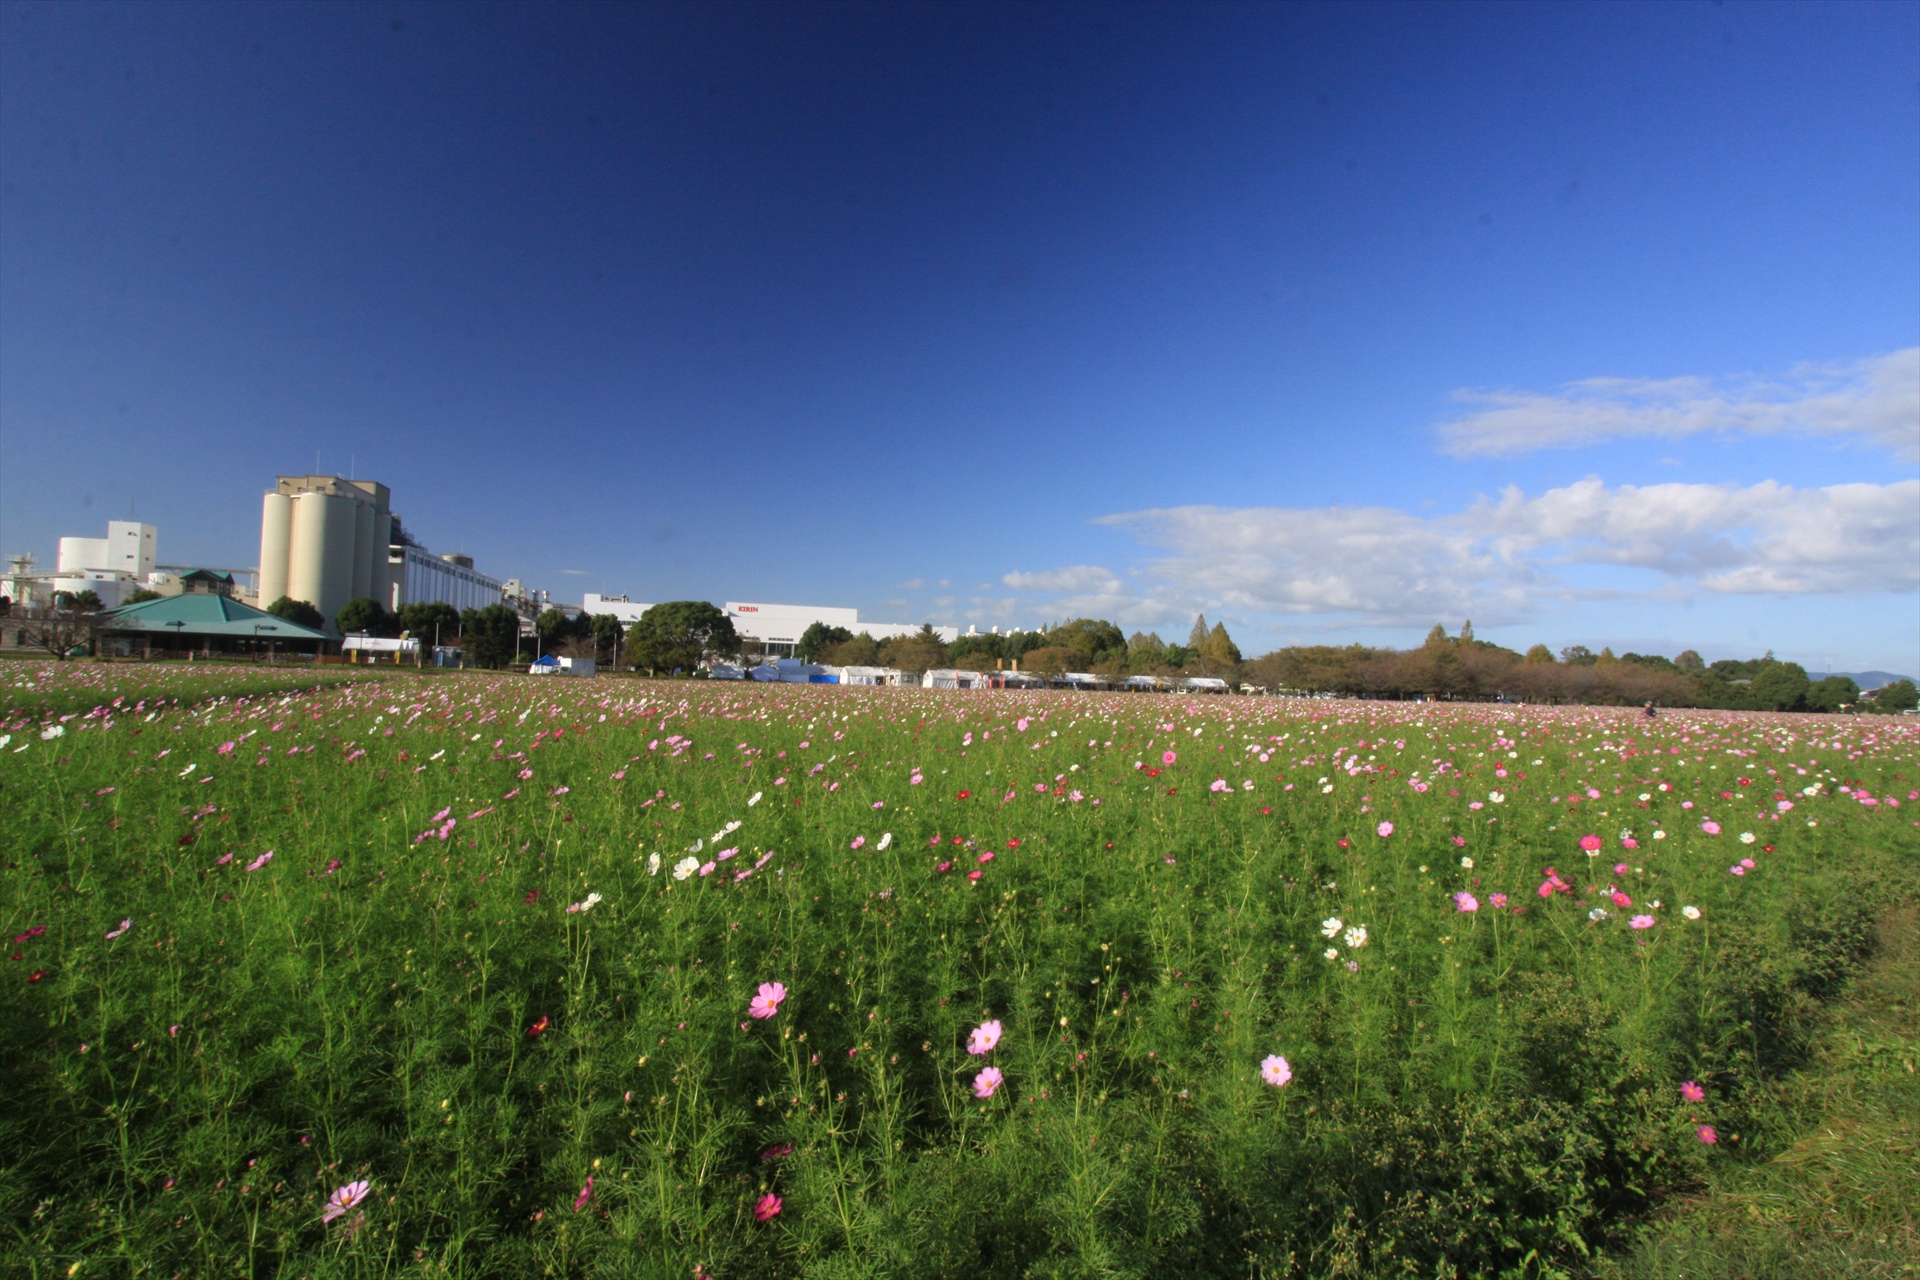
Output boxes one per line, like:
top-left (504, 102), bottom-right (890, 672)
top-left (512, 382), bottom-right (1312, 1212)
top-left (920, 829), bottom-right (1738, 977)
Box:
top-left (98, 593), bottom-right (329, 639)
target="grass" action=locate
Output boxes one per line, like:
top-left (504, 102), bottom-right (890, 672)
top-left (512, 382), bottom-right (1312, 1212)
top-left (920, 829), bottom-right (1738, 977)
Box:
top-left (1, 666), bottom-right (1915, 1278)
top-left (1588, 905), bottom-right (1919, 1279)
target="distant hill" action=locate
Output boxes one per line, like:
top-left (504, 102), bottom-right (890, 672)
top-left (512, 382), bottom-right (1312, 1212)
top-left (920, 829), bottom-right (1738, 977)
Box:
top-left (1829, 671), bottom-right (1916, 691)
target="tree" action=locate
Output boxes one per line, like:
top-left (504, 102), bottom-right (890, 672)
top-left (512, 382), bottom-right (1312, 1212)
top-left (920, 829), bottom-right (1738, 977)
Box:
top-left (1869, 678), bottom-right (1918, 713)
top-left (590, 614), bottom-right (624, 666)
top-left (880, 624), bottom-right (950, 674)
top-left (1805, 676), bottom-right (1860, 713)
top-left (535, 607), bottom-right (584, 652)
top-left (1560, 645), bottom-right (1597, 666)
top-left (1675, 650), bottom-right (1705, 673)
top-left (1205, 621), bottom-right (1242, 666)
top-left (822, 633), bottom-right (883, 667)
top-left (1458, 619), bottom-right (1475, 645)
top-left (1188, 614), bottom-right (1211, 651)
top-left (459, 604), bottom-right (523, 669)
top-left (395, 600), bottom-right (461, 640)
top-left (627, 601), bottom-right (738, 676)
top-left (1020, 645), bottom-right (1077, 681)
top-left (266, 597), bottom-right (326, 631)
top-left (19, 597), bottom-right (99, 659)
top-left (1523, 644), bottom-right (1555, 664)
top-left (54, 588), bottom-right (104, 612)
top-left (947, 633), bottom-right (1003, 669)
top-left (1128, 630), bottom-right (1165, 653)
top-left (123, 588), bottom-right (164, 605)
top-left (1424, 624), bottom-right (1451, 647)
top-left (1747, 661), bottom-right (1810, 712)
top-left (336, 596), bottom-right (396, 637)
top-left (796, 622), bottom-right (854, 663)
top-left (1050, 618), bottom-right (1127, 663)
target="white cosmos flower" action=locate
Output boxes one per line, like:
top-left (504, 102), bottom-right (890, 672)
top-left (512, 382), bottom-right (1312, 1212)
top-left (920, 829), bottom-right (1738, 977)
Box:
top-left (1343, 926), bottom-right (1368, 949)
top-left (1682, 905), bottom-right (1701, 920)
top-left (1652, 830), bottom-right (1667, 840)
top-left (1323, 947), bottom-right (1340, 961)
top-left (1321, 784), bottom-right (1335, 794)
top-left (747, 791), bottom-right (763, 807)
top-left (41, 724), bottom-right (65, 740)
top-left (877, 832), bottom-right (893, 851)
top-left (1488, 791), bottom-right (1505, 804)
top-left (1638, 793), bottom-right (1651, 802)
top-left (687, 838), bottom-right (704, 854)
top-left (672, 856), bottom-right (700, 881)
top-left (1739, 832), bottom-right (1755, 844)
top-left (647, 852), bottom-right (661, 876)
top-left (1321, 917), bottom-right (1343, 939)
top-left (1460, 857), bottom-right (1473, 869)
top-left (0, 735), bottom-right (10, 750)
top-left (1589, 908), bottom-right (1608, 921)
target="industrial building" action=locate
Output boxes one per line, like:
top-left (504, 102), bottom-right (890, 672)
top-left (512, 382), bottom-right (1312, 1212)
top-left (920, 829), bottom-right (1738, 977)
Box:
top-left (256, 476), bottom-right (394, 627)
top-left (391, 545), bottom-right (503, 614)
top-left (580, 595), bottom-right (958, 656)
top-left (255, 474), bottom-right (529, 629)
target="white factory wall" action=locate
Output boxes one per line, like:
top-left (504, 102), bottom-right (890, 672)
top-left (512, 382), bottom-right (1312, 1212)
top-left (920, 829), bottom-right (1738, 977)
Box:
top-left (394, 545), bottom-right (503, 614)
top-left (57, 522), bottom-right (155, 577)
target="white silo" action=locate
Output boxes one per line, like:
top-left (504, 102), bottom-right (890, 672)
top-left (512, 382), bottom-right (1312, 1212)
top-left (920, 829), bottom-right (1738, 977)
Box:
top-left (350, 500), bottom-right (376, 601)
top-left (258, 492), bottom-right (293, 606)
top-left (287, 491), bottom-right (357, 625)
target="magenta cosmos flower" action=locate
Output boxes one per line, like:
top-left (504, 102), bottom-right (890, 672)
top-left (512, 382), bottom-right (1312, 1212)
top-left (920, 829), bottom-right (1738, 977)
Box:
top-left (321, 1180), bottom-right (370, 1224)
top-left (967, 1019), bottom-right (1003, 1055)
top-left (1696, 1125), bottom-right (1718, 1144)
top-left (573, 1176), bottom-right (594, 1212)
top-left (1578, 834), bottom-right (1602, 852)
top-left (748, 982), bottom-right (787, 1020)
top-left (1259, 1054), bottom-right (1292, 1087)
top-left (754, 1192), bottom-right (783, 1222)
top-left (973, 1066), bottom-right (1004, 1098)
top-left (1680, 1080), bottom-right (1705, 1102)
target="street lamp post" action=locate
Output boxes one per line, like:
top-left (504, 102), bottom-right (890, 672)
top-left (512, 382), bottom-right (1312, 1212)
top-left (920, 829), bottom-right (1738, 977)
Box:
top-left (165, 619), bottom-right (187, 658)
top-left (254, 622), bottom-right (279, 665)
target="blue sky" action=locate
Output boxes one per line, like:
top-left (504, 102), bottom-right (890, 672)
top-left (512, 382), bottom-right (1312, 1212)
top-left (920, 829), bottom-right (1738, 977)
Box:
top-left (4, 0), bottom-right (1916, 671)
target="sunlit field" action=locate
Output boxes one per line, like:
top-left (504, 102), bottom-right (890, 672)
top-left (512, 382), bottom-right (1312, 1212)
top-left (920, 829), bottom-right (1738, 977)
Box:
top-left (3, 665), bottom-right (1915, 1278)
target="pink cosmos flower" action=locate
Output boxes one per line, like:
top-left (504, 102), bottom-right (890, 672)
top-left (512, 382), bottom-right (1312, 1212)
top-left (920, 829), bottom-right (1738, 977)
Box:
top-left (1162, 750), bottom-right (1177, 765)
top-left (754, 1192), bottom-right (783, 1222)
top-left (1680, 1081), bottom-right (1705, 1102)
top-left (573, 1176), bottom-right (594, 1212)
top-left (1701, 821), bottom-right (1721, 835)
top-left (321, 1180), bottom-right (370, 1225)
top-left (1259, 1054), bottom-right (1292, 1087)
top-left (1579, 835), bottom-right (1602, 852)
top-left (1376, 821), bottom-right (1393, 838)
top-left (1629, 914), bottom-right (1655, 930)
top-left (967, 1019), bottom-right (1003, 1055)
top-left (749, 982), bottom-right (787, 1020)
top-left (105, 919), bottom-right (132, 940)
top-left (1489, 893), bottom-right (1508, 909)
top-left (1696, 1125), bottom-right (1717, 1144)
top-left (1453, 892), bottom-right (1479, 913)
top-left (245, 851), bottom-right (273, 872)
top-left (973, 1066), bottom-right (1004, 1098)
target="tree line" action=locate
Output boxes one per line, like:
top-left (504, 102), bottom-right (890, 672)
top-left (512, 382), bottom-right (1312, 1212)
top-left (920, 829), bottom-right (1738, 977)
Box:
top-left (277, 592), bottom-right (1918, 713)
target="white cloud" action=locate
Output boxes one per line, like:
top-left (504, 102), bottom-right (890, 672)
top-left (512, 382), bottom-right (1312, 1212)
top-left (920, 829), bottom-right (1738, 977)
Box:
top-left (1436, 348), bottom-right (1920, 459)
top-left (991, 478), bottom-right (1919, 628)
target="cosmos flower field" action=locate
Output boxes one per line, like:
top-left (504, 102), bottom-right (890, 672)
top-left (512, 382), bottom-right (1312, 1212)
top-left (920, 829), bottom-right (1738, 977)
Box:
top-left (3, 664), bottom-right (1916, 1278)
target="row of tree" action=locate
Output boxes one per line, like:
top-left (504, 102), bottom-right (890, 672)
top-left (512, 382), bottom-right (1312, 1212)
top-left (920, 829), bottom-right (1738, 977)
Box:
top-left (1240, 623), bottom-right (1916, 713)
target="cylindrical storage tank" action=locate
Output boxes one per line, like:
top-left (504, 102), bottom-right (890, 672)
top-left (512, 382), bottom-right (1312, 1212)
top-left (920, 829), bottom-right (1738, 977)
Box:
top-left (288, 492), bottom-right (358, 627)
top-left (350, 501), bottom-right (375, 602)
top-left (257, 493), bottom-right (292, 607)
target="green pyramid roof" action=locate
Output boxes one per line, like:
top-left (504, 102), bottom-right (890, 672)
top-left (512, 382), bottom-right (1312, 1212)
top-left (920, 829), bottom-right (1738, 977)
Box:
top-left (99, 593), bottom-right (331, 639)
